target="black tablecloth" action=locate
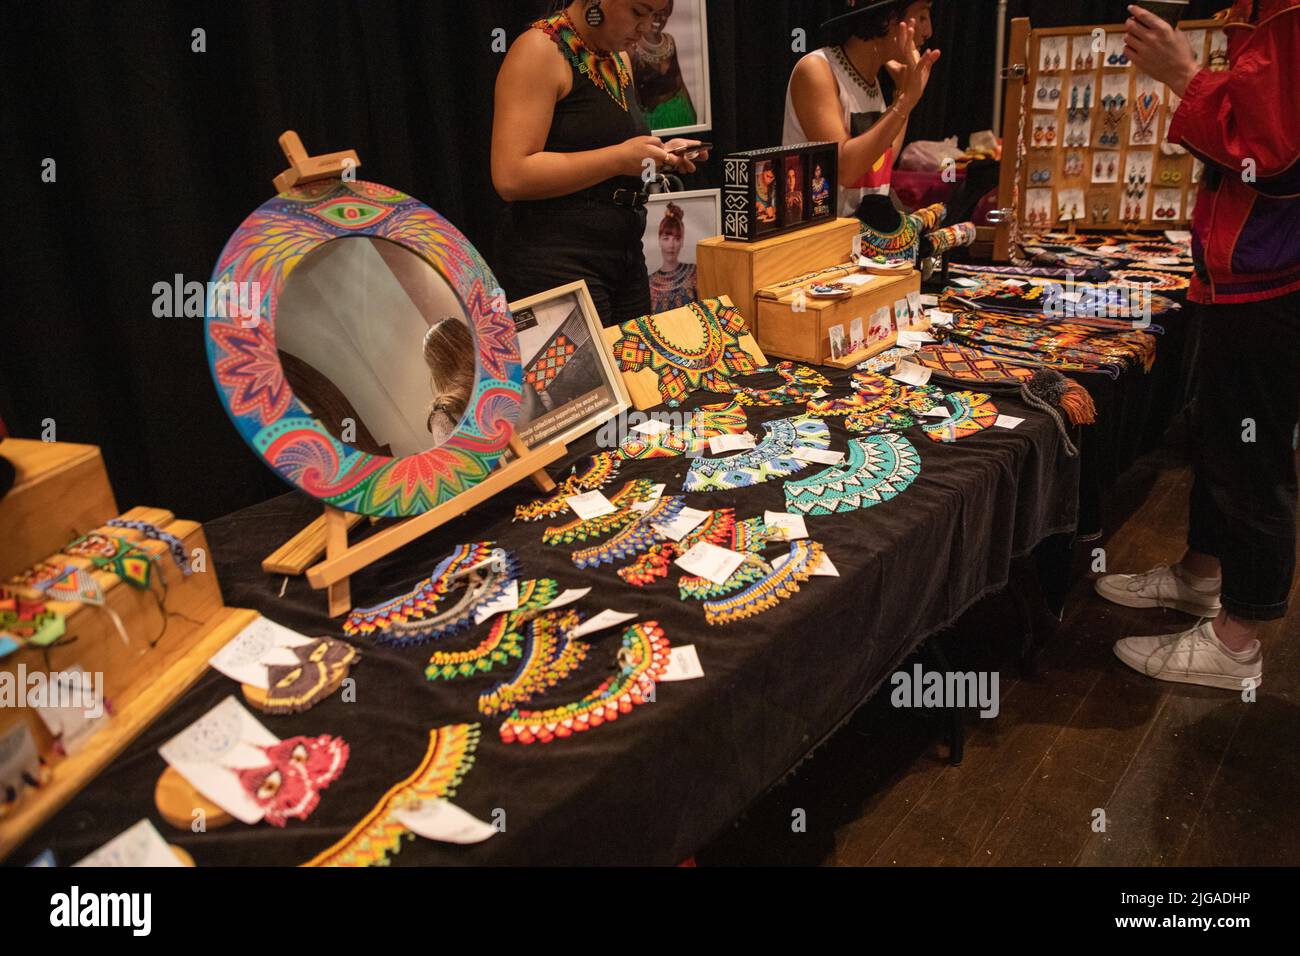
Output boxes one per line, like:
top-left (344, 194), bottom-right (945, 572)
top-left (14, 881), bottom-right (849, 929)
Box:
top-left (12, 366), bottom-right (1080, 866)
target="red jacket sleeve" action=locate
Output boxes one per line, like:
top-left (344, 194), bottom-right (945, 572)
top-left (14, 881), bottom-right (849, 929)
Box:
top-left (1167, 8), bottom-right (1300, 196)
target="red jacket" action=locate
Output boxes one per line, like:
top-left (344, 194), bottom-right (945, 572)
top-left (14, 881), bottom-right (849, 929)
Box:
top-left (1166, 0), bottom-right (1300, 304)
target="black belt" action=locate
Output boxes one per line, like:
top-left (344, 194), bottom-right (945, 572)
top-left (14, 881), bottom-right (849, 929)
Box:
top-left (521, 184), bottom-right (649, 212)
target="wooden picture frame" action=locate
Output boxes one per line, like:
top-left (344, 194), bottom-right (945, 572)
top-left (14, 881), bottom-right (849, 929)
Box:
top-left (508, 280), bottom-right (632, 452)
top-left (723, 142), bottom-right (838, 243)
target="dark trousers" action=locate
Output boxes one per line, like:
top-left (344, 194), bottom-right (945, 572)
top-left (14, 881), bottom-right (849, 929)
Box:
top-left (493, 198), bottom-right (651, 328)
top-left (1187, 290), bottom-right (1300, 621)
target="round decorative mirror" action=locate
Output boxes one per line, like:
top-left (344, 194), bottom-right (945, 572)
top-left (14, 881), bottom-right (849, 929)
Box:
top-left (206, 179), bottom-right (522, 517)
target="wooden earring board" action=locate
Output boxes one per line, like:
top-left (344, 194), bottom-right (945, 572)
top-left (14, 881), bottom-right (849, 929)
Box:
top-left (994, 16), bottom-right (1219, 258)
top-left (257, 133), bottom-right (566, 616)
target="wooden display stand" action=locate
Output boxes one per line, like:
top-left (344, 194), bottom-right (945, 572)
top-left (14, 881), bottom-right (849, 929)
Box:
top-left (0, 501), bottom-right (258, 861)
top-left (755, 265), bottom-right (921, 367)
top-left (993, 16), bottom-right (1221, 259)
top-left (260, 134), bottom-right (568, 617)
top-left (0, 438), bottom-right (118, 581)
top-left (697, 217), bottom-right (861, 340)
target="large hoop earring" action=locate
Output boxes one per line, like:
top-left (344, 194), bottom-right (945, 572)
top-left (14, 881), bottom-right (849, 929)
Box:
top-left (586, 0), bottom-right (605, 27)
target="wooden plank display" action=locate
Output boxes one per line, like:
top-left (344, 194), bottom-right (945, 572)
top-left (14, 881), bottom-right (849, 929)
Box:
top-left (995, 16), bottom-right (1223, 255)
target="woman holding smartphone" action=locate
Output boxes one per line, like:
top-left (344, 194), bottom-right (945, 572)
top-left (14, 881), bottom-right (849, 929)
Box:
top-left (492, 0), bottom-right (706, 326)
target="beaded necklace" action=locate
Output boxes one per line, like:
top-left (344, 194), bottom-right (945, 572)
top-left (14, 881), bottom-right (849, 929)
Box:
top-left (784, 435), bottom-right (921, 516)
top-left (571, 495), bottom-right (687, 569)
top-left (425, 579), bottom-right (560, 682)
top-left (477, 609), bottom-right (589, 717)
top-left (499, 622), bottom-right (671, 745)
top-left (534, 11), bottom-right (631, 111)
top-left (616, 400), bottom-right (749, 460)
top-left (732, 363), bottom-right (833, 407)
top-left (541, 479), bottom-right (659, 545)
top-left (342, 541), bottom-right (497, 636)
top-left (677, 516), bottom-right (773, 600)
top-left (683, 415), bottom-right (831, 493)
top-left (381, 550), bottom-right (519, 647)
top-left (921, 391), bottom-right (999, 443)
top-left (703, 540), bottom-right (825, 625)
top-left (617, 508), bottom-right (737, 587)
top-left (515, 452), bottom-right (620, 522)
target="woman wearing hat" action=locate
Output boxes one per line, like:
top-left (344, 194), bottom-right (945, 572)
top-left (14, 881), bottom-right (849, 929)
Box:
top-left (783, 0), bottom-right (940, 217)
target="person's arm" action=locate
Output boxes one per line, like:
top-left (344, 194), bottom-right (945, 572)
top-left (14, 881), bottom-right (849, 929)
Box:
top-left (1126, 4), bottom-right (1300, 196)
top-left (491, 31), bottom-right (671, 202)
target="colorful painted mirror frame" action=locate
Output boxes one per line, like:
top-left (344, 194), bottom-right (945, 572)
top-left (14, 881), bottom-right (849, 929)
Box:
top-left (205, 179), bottom-right (523, 517)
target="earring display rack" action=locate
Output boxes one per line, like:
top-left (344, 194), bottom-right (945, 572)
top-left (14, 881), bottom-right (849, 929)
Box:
top-left (994, 16), bottom-right (1226, 259)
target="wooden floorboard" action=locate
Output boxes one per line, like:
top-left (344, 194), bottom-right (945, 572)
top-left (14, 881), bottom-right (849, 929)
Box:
top-left (697, 449), bottom-right (1300, 867)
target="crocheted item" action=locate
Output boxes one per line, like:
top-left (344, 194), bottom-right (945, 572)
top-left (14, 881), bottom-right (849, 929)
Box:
top-left (616, 400), bottom-right (748, 459)
top-left (683, 415), bottom-right (831, 493)
top-left (612, 299), bottom-right (761, 407)
top-left (514, 453), bottom-right (620, 522)
top-left (616, 508), bottom-right (737, 587)
top-left (106, 518), bottom-right (191, 573)
top-left (425, 579), bottom-right (561, 681)
top-left (342, 542), bottom-right (498, 636)
top-left (732, 363), bottom-right (832, 407)
top-left (64, 533), bottom-right (154, 590)
top-left (922, 391), bottom-right (999, 442)
top-left (244, 638), bottom-right (360, 715)
top-left (571, 495), bottom-right (686, 569)
top-left (784, 435), bottom-right (921, 515)
top-left (499, 622), bottom-right (670, 744)
top-left (703, 540), bottom-right (825, 625)
top-left (302, 724), bottom-right (480, 867)
top-left (380, 550), bottom-right (519, 647)
top-left (541, 479), bottom-right (659, 545)
top-left (478, 609), bottom-right (589, 717)
top-left (533, 11), bottom-right (631, 110)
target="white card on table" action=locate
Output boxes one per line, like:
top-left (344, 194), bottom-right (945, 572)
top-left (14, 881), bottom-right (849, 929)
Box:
top-left (840, 273), bottom-right (873, 287)
top-left (951, 277), bottom-right (982, 289)
top-left (896, 330), bottom-right (936, 350)
top-left (763, 511), bottom-right (808, 541)
top-left (926, 308), bottom-right (955, 328)
top-left (654, 506), bottom-right (711, 542)
top-left (631, 417), bottom-right (672, 436)
top-left (1152, 257), bottom-right (1184, 266)
top-left (1164, 230), bottom-right (1192, 243)
top-left (394, 799), bottom-right (497, 845)
top-left (34, 665), bottom-right (107, 755)
top-left (474, 579), bottom-right (520, 625)
top-left (892, 362), bottom-right (933, 387)
top-left (922, 405), bottom-right (950, 418)
top-left (708, 432), bottom-right (756, 454)
top-left (894, 297), bottom-right (913, 327)
top-left (791, 447), bottom-right (845, 465)
top-left (158, 696), bottom-right (280, 825)
top-left (566, 490), bottom-right (617, 520)
top-left (209, 615), bottom-right (315, 688)
top-left (628, 484), bottom-right (666, 512)
top-left (995, 415), bottom-right (1025, 429)
top-left (570, 609), bottom-right (639, 639)
top-left (75, 819), bottom-right (183, 868)
top-left (920, 293), bottom-right (939, 307)
top-left (543, 587), bottom-right (591, 611)
top-left (907, 291), bottom-right (923, 317)
top-left (1001, 279), bottom-right (1029, 287)
top-left (675, 542), bottom-right (746, 585)
top-left (660, 644), bottom-right (705, 682)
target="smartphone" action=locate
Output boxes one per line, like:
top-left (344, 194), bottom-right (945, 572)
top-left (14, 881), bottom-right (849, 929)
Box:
top-left (1138, 1), bottom-right (1189, 27)
top-left (668, 142), bottom-right (712, 159)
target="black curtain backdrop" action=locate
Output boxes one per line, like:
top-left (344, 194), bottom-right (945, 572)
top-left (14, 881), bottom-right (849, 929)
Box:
top-left (2, 0), bottom-right (1221, 522)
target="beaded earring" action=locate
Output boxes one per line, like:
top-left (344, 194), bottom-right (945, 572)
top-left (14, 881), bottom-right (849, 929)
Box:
top-left (585, 0), bottom-right (605, 27)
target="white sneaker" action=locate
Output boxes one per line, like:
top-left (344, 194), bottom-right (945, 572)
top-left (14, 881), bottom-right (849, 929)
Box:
top-left (1113, 621), bottom-right (1262, 690)
top-left (1095, 564), bottom-right (1222, 616)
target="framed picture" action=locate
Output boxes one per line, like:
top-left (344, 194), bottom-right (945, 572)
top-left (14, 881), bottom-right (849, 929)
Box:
top-left (644, 188), bottom-right (721, 314)
top-left (509, 280), bottom-right (631, 451)
top-left (723, 142), bottom-right (838, 242)
top-left (631, 0), bottom-right (711, 137)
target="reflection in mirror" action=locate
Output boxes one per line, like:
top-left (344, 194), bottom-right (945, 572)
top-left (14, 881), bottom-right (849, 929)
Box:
top-left (276, 237), bottom-right (476, 457)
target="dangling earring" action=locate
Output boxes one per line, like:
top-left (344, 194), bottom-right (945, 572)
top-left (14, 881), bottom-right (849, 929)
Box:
top-left (586, 0), bottom-right (605, 27)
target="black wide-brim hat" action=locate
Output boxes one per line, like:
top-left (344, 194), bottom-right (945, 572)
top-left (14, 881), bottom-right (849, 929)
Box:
top-left (820, 0), bottom-right (914, 33)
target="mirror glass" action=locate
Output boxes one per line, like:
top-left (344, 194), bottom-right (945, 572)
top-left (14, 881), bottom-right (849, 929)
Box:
top-left (275, 237), bottom-right (477, 457)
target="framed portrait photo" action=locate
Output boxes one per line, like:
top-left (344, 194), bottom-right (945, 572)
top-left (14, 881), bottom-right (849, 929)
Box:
top-left (631, 0), bottom-right (711, 137)
top-left (509, 280), bottom-right (632, 451)
top-left (644, 188), bottom-right (721, 314)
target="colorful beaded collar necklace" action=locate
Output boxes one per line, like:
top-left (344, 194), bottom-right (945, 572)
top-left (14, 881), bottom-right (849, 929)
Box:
top-left (921, 391), bottom-right (999, 443)
top-left (702, 540), bottom-right (825, 625)
top-left (683, 415), bottom-right (831, 493)
top-left (732, 363), bottom-right (832, 407)
top-left (784, 434), bottom-right (921, 515)
top-left (571, 495), bottom-right (687, 569)
top-left (534, 11), bottom-right (631, 111)
top-left (425, 579), bottom-right (560, 682)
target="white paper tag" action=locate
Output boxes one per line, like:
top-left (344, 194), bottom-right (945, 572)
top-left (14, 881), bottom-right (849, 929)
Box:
top-left (473, 579), bottom-right (520, 625)
top-left (920, 293), bottom-right (939, 307)
top-left (892, 362), bottom-right (933, 387)
top-left (1001, 278), bottom-right (1029, 287)
top-left (34, 665), bottom-right (108, 755)
top-left (654, 506), bottom-right (711, 542)
top-left (567, 490), bottom-right (617, 520)
top-left (907, 291), bottom-right (923, 316)
top-left (896, 330), bottom-right (936, 350)
top-left (811, 388), bottom-right (829, 398)
top-left (1095, 244), bottom-right (1124, 255)
top-left (951, 277), bottom-right (982, 288)
top-left (628, 484), bottom-right (666, 512)
top-left (708, 432), bottom-right (757, 454)
top-left (570, 609), bottom-right (639, 639)
top-left (922, 405), bottom-right (950, 418)
top-left (209, 616), bottom-right (315, 688)
top-left (1152, 257), bottom-right (1184, 266)
top-left (75, 819), bottom-right (183, 868)
top-left (926, 308), bottom-right (955, 328)
top-left (773, 551), bottom-right (840, 577)
top-left (542, 587), bottom-right (592, 610)
top-left (763, 511), bottom-right (809, 541)
top-left (1164, 230), bottom-right (1192, 243)
top-left (675, 542), bottom-right (746, 585)
top-left (631, 417), bottom-right (672, 436)
top-left (660, 644), bottom-right (705, 682)
top-left (840, 273), bottom-right (873, 286)
top-left (791, 447), bottom-right (845, 465)
top-left (994, 415), bottom-right (1025, 429)
top-left (1062, 291), bottom-right (1086, 303)
top-left (394, 799), bottom-right (497, 845)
